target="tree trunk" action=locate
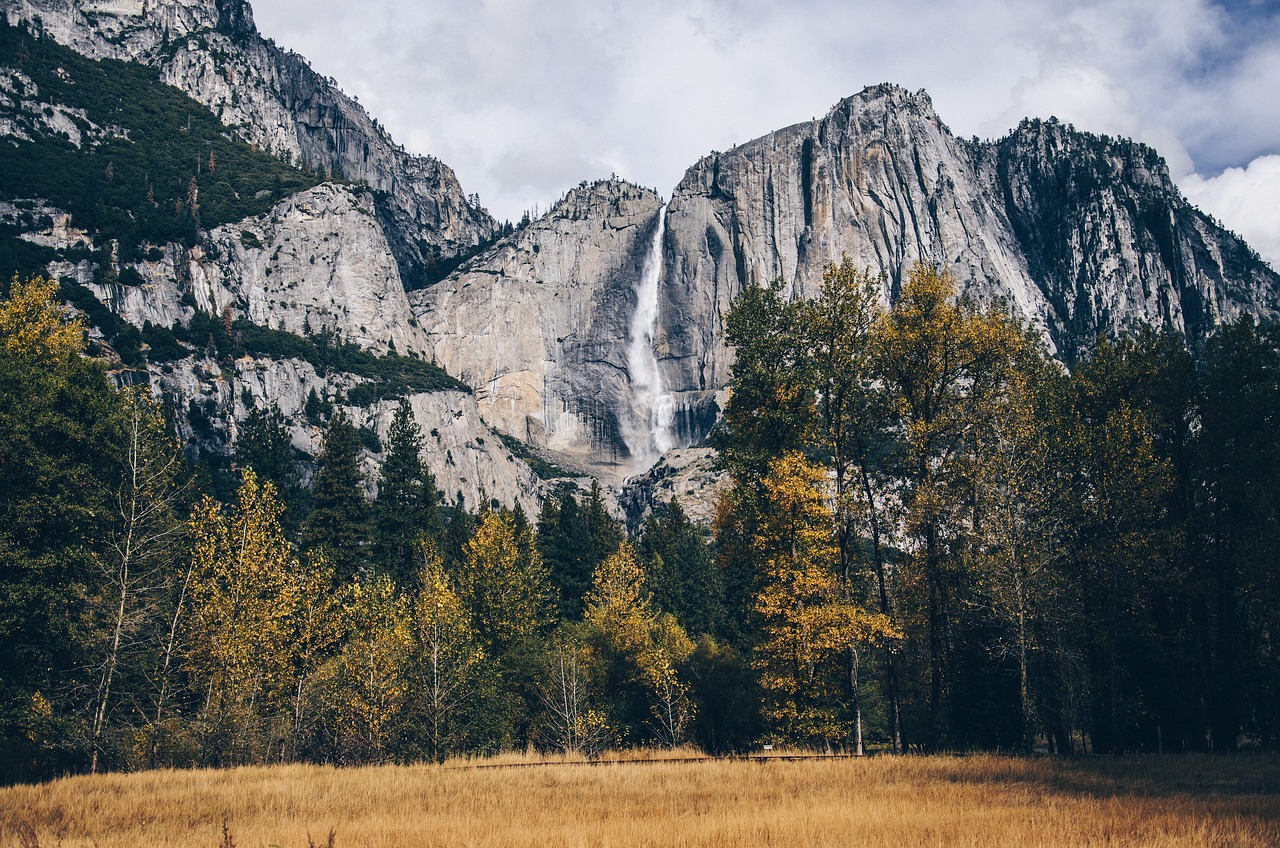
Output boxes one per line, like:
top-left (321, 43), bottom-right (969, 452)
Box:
top-left (860, 464), bottom-right (904, 753)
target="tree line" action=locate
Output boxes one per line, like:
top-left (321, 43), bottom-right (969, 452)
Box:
top-left (2, 260), bottom-right (1278, 783)
top-left (712, 259), bottom-right (1280, 757)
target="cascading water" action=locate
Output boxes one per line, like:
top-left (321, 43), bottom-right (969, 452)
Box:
top-left (623, 205), bottom-right (676, 472)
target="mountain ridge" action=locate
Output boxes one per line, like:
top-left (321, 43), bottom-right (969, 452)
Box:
top-left (3, 6), bottom-right (1279, 513)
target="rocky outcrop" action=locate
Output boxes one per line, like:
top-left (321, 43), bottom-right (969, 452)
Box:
top-left (618, 446), bottom-right (730, 531)
top-left (152, 353), bottom-right (544, 515)
top-left (411, 180), bottom-right (664, 479)
top-left (977, 118), bottom-right (1280, 360)
top-left (86, 184), bottom-right (429, 355)
top-left (659, 84), bottom-right (1280, 415)
top-left (1, 0), bottom-right (497, 278)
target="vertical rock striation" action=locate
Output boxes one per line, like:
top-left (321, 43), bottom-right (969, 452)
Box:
top-left (411, 180), bottom-right (663, 479)
top-left (659, 83), bottom-right (1280, 426)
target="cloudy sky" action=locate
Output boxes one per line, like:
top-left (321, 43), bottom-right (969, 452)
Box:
top-left (250, 0), bottom-right (1280, 268)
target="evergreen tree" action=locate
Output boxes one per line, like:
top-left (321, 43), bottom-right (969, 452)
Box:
top-left (303, 411), bottom-right (370, 582)
top-left (538, 489), bottom-right (593, 619)
top-left (0, 275), bottom-right (120, 780)
top-left (372, 399), bottom-right (440, 587)
top-left (584, 479), bottom-right (624, 567)
top-left (638, 498), bottom-right (724, 637)
top-left (1195, 319), bottom-right (1280, 751)
top-left (234, 406), bottom-right (303, 528)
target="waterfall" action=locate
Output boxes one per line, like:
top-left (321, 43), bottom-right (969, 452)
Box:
top-left (623, 205), bottom-right (675, 471)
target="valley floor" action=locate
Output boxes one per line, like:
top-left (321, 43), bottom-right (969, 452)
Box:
top-left (1, 752), bottom-right (1278, 847)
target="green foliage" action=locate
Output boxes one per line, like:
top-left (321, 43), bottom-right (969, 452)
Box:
top-left (233, 406), bottom-right (305, 528)
top-left (638, 498), bottom-right (725, 638)
top-left (302, 412), bottom-right (371, 583)
top-left (0, 20), bottom-right (321, 260)
top-left (527, 482), bottom-right (624, 625)
top-left (0, 275), bottom-right (122, 780)
top-left (7, 246), bottom-right (1280, 776)
top-left (372, 399), bottom-right (441, 587)
top-left (182, 318), bottom-right (470, 397)
top-left (495, 431), bottom-right (577, 481)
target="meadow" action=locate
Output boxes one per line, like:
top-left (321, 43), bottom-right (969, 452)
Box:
top-left (2, 752), bottom-right (1278, 847)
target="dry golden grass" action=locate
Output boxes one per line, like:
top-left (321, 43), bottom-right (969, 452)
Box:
top-left (2, 752), bottom-right (1278, 847)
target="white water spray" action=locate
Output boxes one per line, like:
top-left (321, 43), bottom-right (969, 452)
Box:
top-left (623, 205), bottom-right (675, 471)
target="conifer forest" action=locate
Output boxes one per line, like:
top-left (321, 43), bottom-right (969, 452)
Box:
top-left (3, 258), bottom-right (1278, 784)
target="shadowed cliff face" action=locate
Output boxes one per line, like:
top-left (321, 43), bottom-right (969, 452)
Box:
top-left (411, 180), bottom-right (664, 480)
top-left (981, 118), bottom-right (1280, 361)
top-left (1, 0), bottom-right (497, 279)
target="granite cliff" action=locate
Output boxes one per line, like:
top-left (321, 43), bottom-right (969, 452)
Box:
top-left (1, 0), bottom-right (497, 280)
top-left (657, 85), bottom-right (1280, 433)
top-left (4, 3), bottom-right (1280, 517)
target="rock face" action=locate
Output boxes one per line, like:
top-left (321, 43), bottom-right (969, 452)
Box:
top-left (658, 84), bottom-right (1280, 422)
top-left (151, 354), bottom-right (544, 515)
top-left (1, 0), bottom-right (497, 277)
top-left (87, 184), bottom-right (429, 354)
top-left (411, 180), bottom-right (665, 479)
top-left (7, 0), bottom-right (1280, 522)
top-left (412, 85), bottom-right (1280, 489)
top-left (977, 118), bottom-right (1280, 359)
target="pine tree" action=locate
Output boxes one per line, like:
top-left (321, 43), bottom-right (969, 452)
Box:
top-left (538, 489), bottom-right (593, 619)
top-left (303, 411), bottom-right (370, 582)
top-left (373, 399), bottom-right (440, 587)
top-left (234, 406), bottom-right (303, 527)
top-left (638, 498), bottom-right (724, 637)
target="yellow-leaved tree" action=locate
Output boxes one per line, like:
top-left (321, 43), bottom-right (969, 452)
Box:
top-left (325, 573), bottom-right (412, 764)
top-left (585, 543), bottom-right (696, 747)
top-left (752, 451), bottom-right (895, 748)
top-left (184, 469), bottom-right (298, 764)
top-left (0, 274), bottom-right (83, 363)
top-left (407, 541), bottom-right (483, 763)
top-left (285, 549), bottom-right (342, 758)
top-left (458, 509), bottom-right (554, 654)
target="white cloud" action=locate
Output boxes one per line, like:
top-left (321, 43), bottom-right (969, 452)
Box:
top-left (1181, 156), bottom-right (1280, 271)
top-left (248, 0), bottom-right (1280, 263)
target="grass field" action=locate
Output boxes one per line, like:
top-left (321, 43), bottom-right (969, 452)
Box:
top-left (2, 752), bottom-right (1278, 847)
